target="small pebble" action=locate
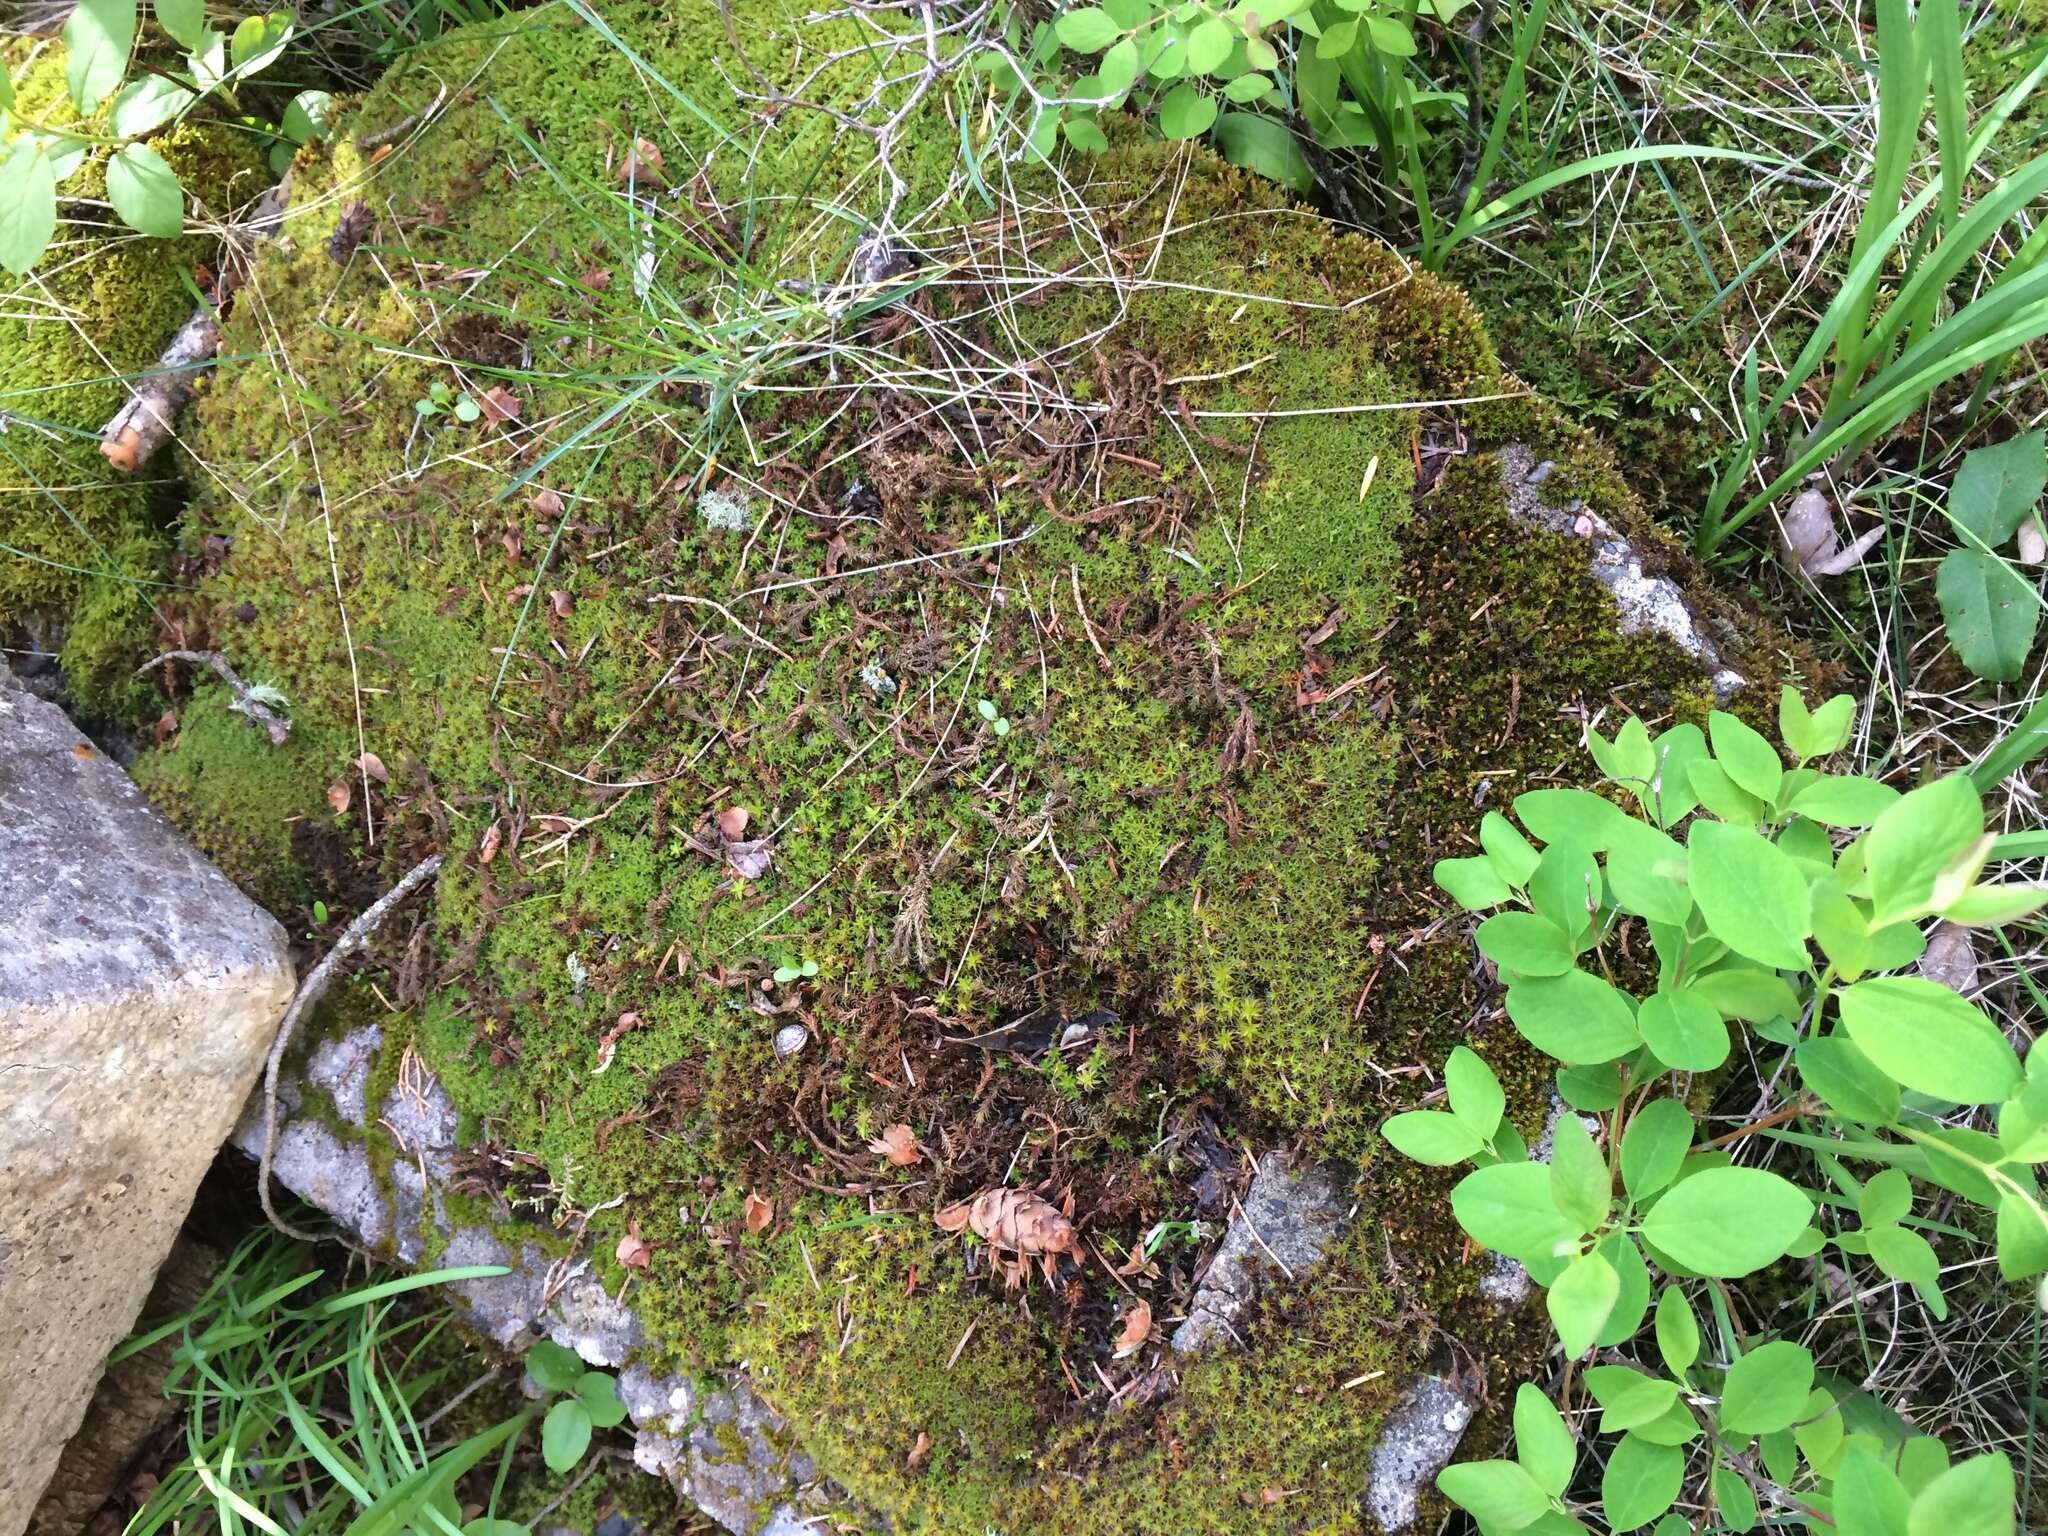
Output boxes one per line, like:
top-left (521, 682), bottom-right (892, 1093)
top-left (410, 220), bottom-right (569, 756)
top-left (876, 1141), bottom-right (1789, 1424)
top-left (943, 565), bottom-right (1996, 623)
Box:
top-left (1525, 460), bottom-right (1555, 485)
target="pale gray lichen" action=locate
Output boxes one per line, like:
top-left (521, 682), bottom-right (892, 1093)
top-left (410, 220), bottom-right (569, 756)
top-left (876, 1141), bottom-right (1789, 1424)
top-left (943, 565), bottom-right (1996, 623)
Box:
top-left (697, 488), bottom-right (754, 532)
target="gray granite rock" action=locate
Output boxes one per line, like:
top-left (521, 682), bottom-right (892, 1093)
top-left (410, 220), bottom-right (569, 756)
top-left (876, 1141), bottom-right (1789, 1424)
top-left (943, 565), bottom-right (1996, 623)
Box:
top-left (1363, 1374), bottom-right (1480, 1531)
top-left (1500, 444), bottom-right (1744, 699)
top-left (0, 665), bottom-right (296, 1536)
top-left (247, 1025), bottom-right (824, 1534)
top-left (1171, 1152), bottom-right (1355, 1354)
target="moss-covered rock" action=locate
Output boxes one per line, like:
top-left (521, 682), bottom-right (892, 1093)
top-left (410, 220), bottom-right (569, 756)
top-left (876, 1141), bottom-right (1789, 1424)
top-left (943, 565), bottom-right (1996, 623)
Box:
top-left (124, 3), bottom-right (1767, 1528)
top-left (0, 38), bottom-right (267, 714)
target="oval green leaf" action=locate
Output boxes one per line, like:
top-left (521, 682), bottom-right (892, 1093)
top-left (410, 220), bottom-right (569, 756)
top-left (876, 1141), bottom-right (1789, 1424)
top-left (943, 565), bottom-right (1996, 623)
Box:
top-left (1687, 820), bottom-right (1812, 970)
top-left (1639, 1166), bottom-right (1811, 1278)
top-left (1836, 977), bottom-right (2022, 1104)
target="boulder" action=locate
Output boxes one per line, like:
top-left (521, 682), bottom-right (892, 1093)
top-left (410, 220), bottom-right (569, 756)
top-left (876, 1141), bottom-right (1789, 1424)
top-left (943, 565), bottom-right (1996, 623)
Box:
top-left (0, 666), bottom-right (295, 1536)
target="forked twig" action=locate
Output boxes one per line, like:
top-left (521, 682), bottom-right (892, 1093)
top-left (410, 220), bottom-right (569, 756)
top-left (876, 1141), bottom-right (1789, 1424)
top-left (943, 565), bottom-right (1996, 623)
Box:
top-left (259, 853), bottom-right (446, 1243)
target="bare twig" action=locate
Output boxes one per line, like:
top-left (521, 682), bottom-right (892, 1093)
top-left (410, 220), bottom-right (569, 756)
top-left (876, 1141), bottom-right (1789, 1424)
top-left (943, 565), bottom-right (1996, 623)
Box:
top-left (259, 853), bottom-right (446, 1243)
top-left (136, 649), bottom-right (292, 744)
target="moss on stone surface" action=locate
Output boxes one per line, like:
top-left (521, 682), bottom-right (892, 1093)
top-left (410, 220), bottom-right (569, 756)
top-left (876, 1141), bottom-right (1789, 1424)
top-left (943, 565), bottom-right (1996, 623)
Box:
top-left (0, 39), bottom-right (267, 713)
top-left (108, 4), bottom-right (1776, 1527)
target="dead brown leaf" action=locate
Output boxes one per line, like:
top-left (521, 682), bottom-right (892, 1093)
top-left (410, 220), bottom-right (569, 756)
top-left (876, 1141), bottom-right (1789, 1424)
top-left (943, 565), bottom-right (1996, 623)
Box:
top-left (906, 1431), bottom-right (932, 1471)
top-left (531, 487), bottom-right (564, 518)
top-left (549, 589), bottom-right (575, 619)
top-left (618, 137), bottom-right (666, 185)
top-left (743, 1191), bottom-right (774, 1234)
top-left (580, 266), bottom-right (611, 293)
top-left (716, 805), bottom-right (751, 841)
top-left (327, 780), bottom-right (352, 814)
top-left (616, 1218), bottom-right (653, 1271)
top-left (356, 751), bottom-right (389, 784)
top-left (1114, 1299), bottom-right (1152, 1358)
top-left (479, 386), bottom-right (523, 425)
top-left (151, 709), bottom-right (179, 744)
top-left (868, 1124), bottom-right (922, 1167)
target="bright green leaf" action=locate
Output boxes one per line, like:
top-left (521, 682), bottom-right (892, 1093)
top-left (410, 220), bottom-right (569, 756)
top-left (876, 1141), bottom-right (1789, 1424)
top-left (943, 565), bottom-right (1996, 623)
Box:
top-left (1791, 774), bottom-right (1902, 827)
top-left (1837, 977), bottom-right (2022, 1104)
top-left (65, 0), bottom-right (135, 112)
top-left (1798, 1032), bottom-right (1902, 1122)
top-left (1436, 1459), bottom-right (1551, 1531)
top-left (1602, 1433), bottom-right (1683, 1531)
top-left (1688, 759), bottom-right (1767, 825)
top-left (1640, 1166), bottom-right (1811, 1277)
top-left (1654, 1285), bottom-right (1699, 1376)
top-left (1185, 15), bottom-right (1232, 70)
top-left (1688, 821), bottom-right (1812, 970)
top-left (1905, 1453), bottom-right (2015, 1536)
top-left (1477, 912), bottom-right (1577, 976)
top-left (155, 0), bottom-right (206, 49)
top-left (1865, 776), bottom-right (1984, 926)
top-left (541, 1398), bottom-right (592, 1474)
top-left (1684, 969), bottom-right (1799, 1025)
top-left (1528, 842), bottom-right (1601, 943)
top-left (228, 11), bottom-right (293, 73)
top-left (1513, 1383), bottom-right (1576, 1497)
top-left (1382, 1110), bottom-right (1485, 1166)
top-left (110, 73), bottom-right (195, 137)
top-left (1054, 5), bottom-right (1121, 49)
top-left (1638, 989), bottom-right (1730, 1073)
top-left (1585, 1364), bottom-right (1679, 1431)
top-left (1709, 710), bottom-right (1785, 803)
top-left (1445, 1046), bottom-right (1504, 1140)
top-left (1482, 810), bottom-right (1541, 885)
top-left (1715, 1464), bottom-right (1759, 1533)
top-left (1621, 1101), bottom-right (1695, 1199)
top-left (1548, 1248), bottom-right (1619, 1358)
top-left (1506, 970), bottom-right (1640, 1064)
top-left (1516, 787), bottom-right (1626, 849)
top-left (1157, 82), bottom-right (1217, 137)
top-left (1834, 1446), bottom-right (1912, 1536)
top-left (1549, 1112), bottom-right (1609, 1232)
top-left (1436, 855), bottom-right (1511, 909)
top-left (1720, 1340), bottom-right (1814, 1434)
top-left (576, 1371), bottom-right (629, 1428)
top-left (281, 88), bottom-right (337, 144)
top-left (1451, 1161), bottom-right (1585, 1265)
top-left (0, 141), bottom-right (58, 277)
top-left (106, 143), bottom-right (182, 236)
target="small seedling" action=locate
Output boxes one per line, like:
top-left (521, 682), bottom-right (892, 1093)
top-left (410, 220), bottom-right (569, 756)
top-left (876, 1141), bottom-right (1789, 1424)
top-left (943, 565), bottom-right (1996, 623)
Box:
top-left (772, 958), bottom-right (820, 985)
top-left (415, 379), bottom-right (482, 422)
top-left (525, 1340), bottom-right (627, 1476)
top-left (976, 698), bottom-right (1011, 736)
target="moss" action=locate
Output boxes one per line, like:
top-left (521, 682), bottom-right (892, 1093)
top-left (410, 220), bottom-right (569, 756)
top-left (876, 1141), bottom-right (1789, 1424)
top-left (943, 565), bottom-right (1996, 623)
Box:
top-left (122, 4), bottom-right (1790, 1528)
top-left (0, 39), bottom-right (267, 714)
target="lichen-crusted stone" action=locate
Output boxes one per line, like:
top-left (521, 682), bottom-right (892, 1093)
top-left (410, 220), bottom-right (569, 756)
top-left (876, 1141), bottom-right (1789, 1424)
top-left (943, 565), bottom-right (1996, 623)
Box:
top-left (0, 664), bottom-right (294, 1536)
top-left (1363, 1375), bottom-right (1479, 1532)
top-left (1172, 1152), bottom-right (1355, 1354)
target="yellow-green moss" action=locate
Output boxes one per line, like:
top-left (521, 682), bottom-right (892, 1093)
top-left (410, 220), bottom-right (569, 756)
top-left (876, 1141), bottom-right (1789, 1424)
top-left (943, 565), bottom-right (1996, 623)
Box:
top-left (119, 5), bottom-right (1781, 1529)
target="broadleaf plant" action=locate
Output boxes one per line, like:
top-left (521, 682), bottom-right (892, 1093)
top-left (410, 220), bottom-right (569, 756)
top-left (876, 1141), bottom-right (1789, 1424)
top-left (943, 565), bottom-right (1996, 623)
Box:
top-left (0, 0), bottom-right (321, 275)
top-left (1397, 687), bottom-right (2042, 1533)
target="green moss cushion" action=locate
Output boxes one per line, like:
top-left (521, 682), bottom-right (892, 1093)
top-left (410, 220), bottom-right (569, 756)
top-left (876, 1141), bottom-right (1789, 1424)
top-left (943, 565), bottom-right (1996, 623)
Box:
top-left (133, 4), bottom-right (1750, 1528)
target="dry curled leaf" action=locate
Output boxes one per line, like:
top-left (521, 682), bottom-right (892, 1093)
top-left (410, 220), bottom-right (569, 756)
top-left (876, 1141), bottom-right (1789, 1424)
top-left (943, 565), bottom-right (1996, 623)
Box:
top-left (1113, 1299), bottom-right (1152, 1358)
top-left (616, 1218), bottom-right (652, 1271)
top-left (549, 589), bottom-right (575, 619)
top-left (580, 266), bottom-right (612, 293)
top-left (743, 1191), bottom-right (775, 1234)
top-left (151, 709), bottom-right (179, 744)
top-left (356, 751), bottom-right (389, 784)
top-left (479, 386), bottom-right (523, 425)
top-left (531, 487), bottom-right (564, 518)
top-left (618, 136), bottom-right (666, 185)
top-left (906, 1431), bottom-right (932, 1471)
top-left (327, 780), bottom-right (352, 814)
top-left (479, 821), bottom-right (503, 864)
top-left (869, 1124), bottom-right (922, 1167)
top-left (717, 805), bottom-right (751, 841)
